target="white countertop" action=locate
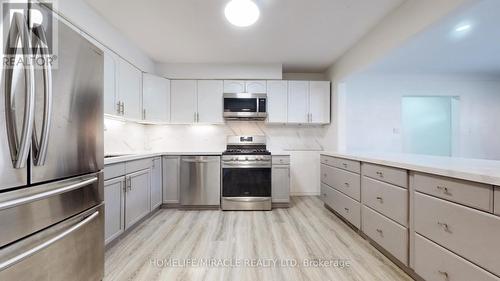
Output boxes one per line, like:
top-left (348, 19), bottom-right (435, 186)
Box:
top-left (104, 151), bottom-right (293, 165)
top-left (104, 152), bottom-right (223, 165)
top-left (321, 151), bottom-right (500, 186)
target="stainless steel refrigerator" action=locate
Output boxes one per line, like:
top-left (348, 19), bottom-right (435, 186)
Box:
top-left (0, 2), bottom-right (104, 280)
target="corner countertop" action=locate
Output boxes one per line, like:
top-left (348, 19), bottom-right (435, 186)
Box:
top-left (104, 152), bottom-right (223, 165)
top-left (321, 151), bottom-right (500, 186)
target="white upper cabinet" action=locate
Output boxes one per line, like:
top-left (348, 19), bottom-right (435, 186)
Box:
top-left (197, 80), bottom-right (224, 124)
top-left (223, 80), bottom-right (267, 93)
top-left (117, 59), bottom-right (142, 120)
top-left (266, 80), bottom-right (288, 123)
top-left (170, 80), bottom-right (197, 124)
top-left (245, 80), bottom-right (267, 93)
top-left (142, 73), bottom-right (170, 123)
top-left (103, 51), bottom-right (118, 116)
top-left (223, 80), bottom-right (245, 93)
top-left (309, 81), bottom-right (330, 124)
top-left (287, 81), bottom-right (310, 123)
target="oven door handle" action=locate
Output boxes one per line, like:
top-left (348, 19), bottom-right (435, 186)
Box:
top-left (224, 197), bottom-right (270, 202)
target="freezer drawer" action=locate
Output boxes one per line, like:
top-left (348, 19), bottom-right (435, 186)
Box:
top-left (0, 172), bottom-right (103, 248)
top-left (0, 204), bottom-right (104, 281)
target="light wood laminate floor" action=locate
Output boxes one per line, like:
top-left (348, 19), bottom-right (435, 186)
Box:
top-left (105, 196), bottom-right (413, 281)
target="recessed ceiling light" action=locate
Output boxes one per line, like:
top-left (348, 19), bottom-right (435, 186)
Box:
top-left (224, 0), bottom-right (260, 27)
top-left (455, 23), bottom-right (471, 32)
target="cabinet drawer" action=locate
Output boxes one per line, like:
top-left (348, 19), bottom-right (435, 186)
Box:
top-left (362, 206), bottom-right (408, 264)
top-left (414, 192), bottom-right (500, 276)
top-left (125, 158), bottom-right (151, 174)
top-left (104, 163), bottom-right (125, 180)
top-left (414, 234), bottom-right (499, 281)
top-left (362, 177), bottom-right (408, 226)
top-left (321, 184), bottom-right (360, 228)
top-left (495, 187), bottom-right (500, 216)
top-left (320, 155), bottom-right (360, 174)
top-left (362, 163), bottom-right (407, 188)
top-left (414, 172), bottom-right (493, 212)
top-left (321, 164), bottom-right (360, 201)
top-left (272, 156), bottom-right (290, 165)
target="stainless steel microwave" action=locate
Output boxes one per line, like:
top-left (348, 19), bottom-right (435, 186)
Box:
top-left (223, 93), bottom-right (267, 120)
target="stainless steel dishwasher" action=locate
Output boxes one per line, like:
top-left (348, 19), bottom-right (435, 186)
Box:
top-left (180, 156), bottom-right (221, 207)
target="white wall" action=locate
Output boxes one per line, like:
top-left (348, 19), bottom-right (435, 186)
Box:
top-left (323, 0), bottom-right (477, 151)
top-left (56, 0), bottom-right (155, 72)
top-left (342, 74), bottom-right (500, 160)
top-left (155, 63), bottom-right (282, 79)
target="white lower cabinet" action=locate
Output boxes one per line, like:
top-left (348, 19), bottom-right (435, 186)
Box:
top-left (163, 156), bottom-right (180, 204)
top-left (104, 158), bottom-right (157, 245)
top-left (414, 192), bottom-right (500, 277)
top-left (414, 234), bottom-right (500, 281)
top-left (321, 183), bottom-right (360, 228)
top-left (272, 156), bottom-right (290, 205)
top-left (125, 169), bottom-right (151, 229)
top-left (150, 158), bottom-right (162, 210)
top-left (104, 176), bottom-right (125, 245)
top-left (495, 187), bottom-right (500, 216)
top-left (362, 206), bottom-right (408, 264)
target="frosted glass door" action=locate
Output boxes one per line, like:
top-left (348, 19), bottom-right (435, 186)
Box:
top-left (402, 97), bottom-right (454, 156)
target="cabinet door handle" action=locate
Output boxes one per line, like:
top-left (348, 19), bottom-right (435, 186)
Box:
top-left (438, 270), bottom-right (449, 281)
top-left (342, 163), bottom-right (348, 168)
top-left (376, 196), bottom-right (383, 203)
top-left (344, 182), bottom-right (349, 187)
top-left (437, 221), bottom-right (451, 233)
top-left (376, 171), bottom-right (384, 178)
top-left (376, 228), bottom-right (384, 236)
top-left (344, 207), bottom-right (349, 213)
top-left (116, 101), bottom-right (121, 114)
top-left (143, 109), bottom-right (146, 120)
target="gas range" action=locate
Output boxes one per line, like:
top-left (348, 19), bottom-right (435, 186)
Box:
top-left (221, 136), bottom-right (272, 211)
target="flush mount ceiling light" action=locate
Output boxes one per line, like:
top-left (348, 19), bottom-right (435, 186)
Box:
top-left (451, 21), bottom-right (473, 40)
top-left (224, 0), bottom-right (260, 27)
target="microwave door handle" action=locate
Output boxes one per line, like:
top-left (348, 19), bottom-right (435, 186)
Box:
top-left (31, 24), bottom-right (52, 166)
top-left (4, 13), bottom-right (35, 169)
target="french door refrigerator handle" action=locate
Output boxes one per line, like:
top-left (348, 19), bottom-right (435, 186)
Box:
top-left (4, 12), bottom-right (35, 169)
top-left (0, 176), bottom-right (98, 211)
top-left (0, 210), bottom-right (100, 271)
top-left (31, 24), bottom-right (52, 166)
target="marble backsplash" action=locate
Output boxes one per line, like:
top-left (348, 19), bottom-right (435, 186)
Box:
top-left (104, 117), bottom-right (333, 154)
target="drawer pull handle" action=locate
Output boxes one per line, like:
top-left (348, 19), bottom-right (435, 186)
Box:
top-left (342, 163), bottom-right (348, 167)
top-left (438, 270), bottom-right (449, 281)
top-left (437, 186), bottom-right (451, 195)
top-left (344, 182), bottom-right (350, 187)
top-left (344, 207), bottom-right (350, 213)
top-left (376, 229), bottom-right (384, 236)
top-left (376, 196), bottom-right (383, 203)
top-left (376, 171), bottom-right (384, 178)
top-left (437, 222), bottom-right (451, 233)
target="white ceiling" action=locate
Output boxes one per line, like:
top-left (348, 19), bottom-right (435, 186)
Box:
top-left (365, 0), bottom-right (500, 76)
top-left (85, 0), bottom-right (404, 72)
